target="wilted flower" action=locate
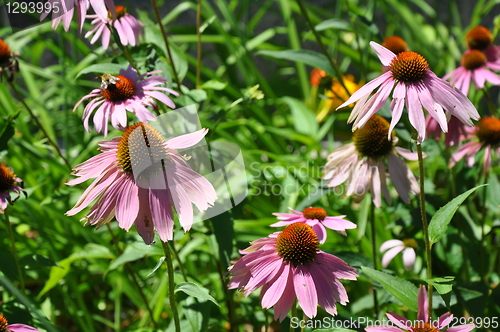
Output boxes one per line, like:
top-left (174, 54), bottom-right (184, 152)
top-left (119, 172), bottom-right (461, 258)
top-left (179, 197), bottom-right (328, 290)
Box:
top-left (85, 5), bottom-right (144, 50)
top-left (0, 313), bottom-right (41, 332)
top-left (466, 25), bottom-right (500, 63)
top-left (228, 222), bottom-right (358, 321)
top-left (0, 165), bottom-right (27, 214)
top-left (380, 238), bottom-right (417, 270)
top-left (66, 123), bottom-right (217, 244)
top-left (365, 286), bottom-right (475, 332)
top-left (337, 41), bottom-right (480, 143)
top-left (323, 115), bottom-right (420, 208)
top-left (0, 39), bottom-right (19, 81)
top-left (443, 50), bottom-right (500, 95)
top-left (426, 115), bottom-right (465, 148)
top-left (73, 65), bottom-right (178, 137)
top-left (449, 116), bottom-right (500, 173)
top-left (271, 207), bottom-right (356, 243)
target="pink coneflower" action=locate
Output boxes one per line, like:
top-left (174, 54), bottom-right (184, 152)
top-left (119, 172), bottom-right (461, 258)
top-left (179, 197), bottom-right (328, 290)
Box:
top-left (73, 65), bottom-right (178, 137)
top-left (365, 285), bottom-right (474, 332)
top-left (449, 116), bottom-right (500, 173)
top-left (85, 5), bottom-right (144, 50)
top-left (466, 25), bottom-right (500, 63)
top-left (0, 313), bottom-right (42, 332)
top-left (323, 115), bottom-right (420, 208)
top-left (337, 41), bottom-right (480, 143)
top-left (380, 239), bottom-right (417, 270)
top-left (443, 50), bottom-right (500, 95)
top-left (40, 0), bottom-right (114, 32)
top-left (66, 123), bottom-right (217, 244)
top-left (426, 115), bottom-right (465, 148)
top-left (271, 207), bottom-right (356, 244)
top-left (228, 222), bottom-right (358, 321)
top-left (0, 165), bottom-right (27, 214)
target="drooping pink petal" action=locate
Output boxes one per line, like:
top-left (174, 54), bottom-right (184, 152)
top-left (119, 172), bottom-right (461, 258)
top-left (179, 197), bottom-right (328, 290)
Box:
top-left (402, 247), bottom-right (416, 270)
top-left (417, 285), bottom-right (428, 323)
top-left (381, 245), bottom-right (404, 268)
top-left (386, 312), bottom-right (412, 330)
top-left (293, 265), bottom-right (318, 319)
top-left (380, 239), bottom-right (404, 252)
top-left (370, 41), bottom-right (397, 66)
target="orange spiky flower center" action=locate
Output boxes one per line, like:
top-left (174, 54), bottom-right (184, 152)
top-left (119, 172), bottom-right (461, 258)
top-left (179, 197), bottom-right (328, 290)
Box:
top-left (353, 114), bottom-right (395, 158)
top-left (466, 26), bottom-right (493, 50)
top-left (117, 123), bottom-right (169, 174)
top-left (0, 165), bottom-right (17, 192)
top-left (0, 314), bottom-right (8, 332)
top-left (101, 74), bottom-right (136, 102)
top-left (0, 39), bottom-right (12, 65)
top-left (411, 322), bottom-right (439, 332)
top-left (476, 117), bottom-right (500, 146)
top-left (276, 223), bottom-right (319, 267)
top-left (389, 51), bottom-right (429, 83)
top-left (461, 50), bottom-right (486, 70)
top-left (303, 207), bottom-right (327, 221)
top-left (109, 5), bottom-right (127, 19)
top-left (382, 36), bottom-right (408, 55)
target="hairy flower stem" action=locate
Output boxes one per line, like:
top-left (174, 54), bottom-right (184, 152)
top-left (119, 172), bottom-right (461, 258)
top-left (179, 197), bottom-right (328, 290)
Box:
top-left (196, 0), bottom-right (202, 88)
top-left (295, 0), bottom-right (351, 98)
top-left (8, 80), bottom-right (72, 172)
top-left (4, 210), bottom-right (25, 293)
top-left (479, 172), bottom-right (489, 284)
top-left (370, 202), bottom-right (379, 316)
top-left (162, 241), bottom-right (181, 332)
top-left (151, 0), bottom-right (183, 94)
top-left (417, 143), bottom-right (433, 318)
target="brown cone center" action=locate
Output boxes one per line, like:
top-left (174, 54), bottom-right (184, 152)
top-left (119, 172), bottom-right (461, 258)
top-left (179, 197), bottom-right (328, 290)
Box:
top-left (411, 322), bottom-right (439, 332)
top-left (0, 165), bottom-right (16, 192)
top-left (353, 114), bottom-right (395, 158)
top-left (476, 117), bottom-right (500, 146)
top-left (0, 39), bottom-right (12, 64)
top-left (276, 223), bottom-right (319, 267)
top-left (466, 26), bottom-right (493, 50)
top-left (389, 51), bottom-right (429, 83)
top-left (101, 74), bottom-right (136, 102)
top-left (303, 207), bottom-right (327, 221)
top-left (0, 314), bottom-right (8, 332)
top-left (382, 36), bottom-right (408, 55)
top-left (461, 50), bottom-right (486, 70)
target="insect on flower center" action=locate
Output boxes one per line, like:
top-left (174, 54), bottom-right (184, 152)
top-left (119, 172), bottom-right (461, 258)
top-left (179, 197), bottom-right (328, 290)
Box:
top-left (303, 207), bottom-right (327, 221)
top-left (0, 39), bottom-right (12, 65)
top-left (461, 50), bottom-right (486, 70)
top-left (0, 314), bottom-right (8, 332)
top-left (353, 114), bottom-right (395, 158)
top-left (117, 123), bottom-right (169, 174)
top-left (276, 222), bottom-right (319, 267)
top-left (389, 51), bottom-right (429, 83)
top-left (476, 117), bottom-right (500, 146)
top-left (411, 322), bottom-right (439, 332)
top-left (466, 26), bottom-right (493, 50)
top-left (0, 165), bottom-right (17, 192)
top-left (101, 74), bottom-right (136, 102)
top-left (382, 36), bottom-right (408, 55)
top-left (109, 5), bottom-right (127, 19)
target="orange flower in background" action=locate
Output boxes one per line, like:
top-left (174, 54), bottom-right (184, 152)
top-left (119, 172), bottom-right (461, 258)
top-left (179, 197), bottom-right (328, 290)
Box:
top-left (316, 75), bottom-right (362, 122)
top-left (382, 36), bottom-right (408, 55)
top-left (310, 68), bottom-right (328, 87)
top-left (465, 25), bottom-right (500, 63)
top-left (0, 39), bottom-right (18, 81)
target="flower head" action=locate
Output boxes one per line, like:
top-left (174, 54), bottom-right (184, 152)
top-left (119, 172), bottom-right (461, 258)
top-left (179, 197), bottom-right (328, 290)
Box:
top-left (337, 42), bottom-right (480, 143)
top-left (449, 116), bottom-right (500, 173)
top-left (0, 165), bottom-right (27, 214)
top-left (323, 114), bottom-right (420, 208)
top-left (310, 68), bottom-right (328, 87)
top-left (465, 26), bottom-right (500, 63)
top-left (316, 75), bottom-right (362, 122)
top-left (382, 36), bottom-right (408, 55)
top-left (271, 207), bottom-right (356, 243)
top-left (365, 286), bottom-right (475, 332)
top-left (443, 50), bottom-right (500, 95)
top-left (228, 222), bottom-right (358, 321)
top-left (73, 65), bottom-right (178, 137)
top-left (380, 238), bottom-right (417, 270)
top-left (66, 123), bottom-right (217, 244)
top-left (85, 5), bottom-right (144, 50)
top-left (0, 313), bottom-right (42, 332)
top-left (0, 39), bottom-right (19, 82)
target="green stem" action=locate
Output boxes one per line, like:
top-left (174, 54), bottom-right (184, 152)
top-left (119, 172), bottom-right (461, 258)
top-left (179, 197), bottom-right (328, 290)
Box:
top-left (417, 143), bottom-right (432, 319)
top-left (151, 0), bottom-right (183, 93)
top-left (4, 209), bottom-right (25, 293)
top-left (196, 0), bottom-right (202, 88)
top-left (369, 202), bottom-right (379, 316)
top-left (162, 241), bottom-right (181, 332)
top-left (295, 0), bottom-right (351, 98)
top-left (479, 171), bottom-right (489, 284)
top-left (8, 80), bottom-right (73, 172)
top-left (108, 24), bottom-right (138, 71)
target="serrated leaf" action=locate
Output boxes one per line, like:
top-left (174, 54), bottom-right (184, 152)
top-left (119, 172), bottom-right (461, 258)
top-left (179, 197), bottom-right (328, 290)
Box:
top-left (75, 63), bottom-right (129, 78)
top-left (257, 50), bottom-right (335, 76)
top-left (361, 267), bottom-right (418, 311)
top-left (175, 282), bottom-right (220, 307)
top-left (428, 185), bottom-right (486, 245)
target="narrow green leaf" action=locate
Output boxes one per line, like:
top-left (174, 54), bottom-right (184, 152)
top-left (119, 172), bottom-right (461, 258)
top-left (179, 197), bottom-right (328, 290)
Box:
top-left (361, 267), bottom-right (419, 311)
top-left (315, 18), bottom-right (351, 31)
top-left (281, 97), bottom-right (318, 137)
top-left (146, 256), bottom-right (165, 278)
top-left (200, 79), bottom-right (228, 90)
top-left (426, 276), bottom-right (455, 294)
top-left (75, 63), bottom-right (128, 78)
top-left (428, 185), bottom-right (486, 245)
top-left (175, 282), bottom-right (220, 307)
top-left (108, 246), bottom-right (146, 271)
top-left (257, 50), bottom-right (335, 76)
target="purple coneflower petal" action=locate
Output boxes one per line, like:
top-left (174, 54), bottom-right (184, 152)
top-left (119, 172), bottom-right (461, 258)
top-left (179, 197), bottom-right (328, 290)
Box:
top-left (402, 247), bottom-right (416, 270)
top-left (381, 245), bottom-right (405, 268)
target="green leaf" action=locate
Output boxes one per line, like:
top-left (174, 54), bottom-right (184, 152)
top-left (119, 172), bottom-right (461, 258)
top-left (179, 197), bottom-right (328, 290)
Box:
top-left (75, 63), bottom-right (129, 78)
top-left (199, 79), bottom-right (227, 90)
top-left (108, 246), bottom-right (146, 271)
top-left (146, 256), bottom-right (165, 278)
top-left (175, 282), bottom-right (220, 307)
top-left (428, 185), bottom-right (486, 245)
top-left (281, 97), bottom-right (318, 137)
top-left (426, 276), bottom-right (454, 295)
top-left (315, 18), bottom-right (351, 31)
top-left (361, 267), bottom-right (419, 311)
top-left (257, 50), bottom-right (335, 76)
top-left (0, 112), bottom-right (19, 151)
